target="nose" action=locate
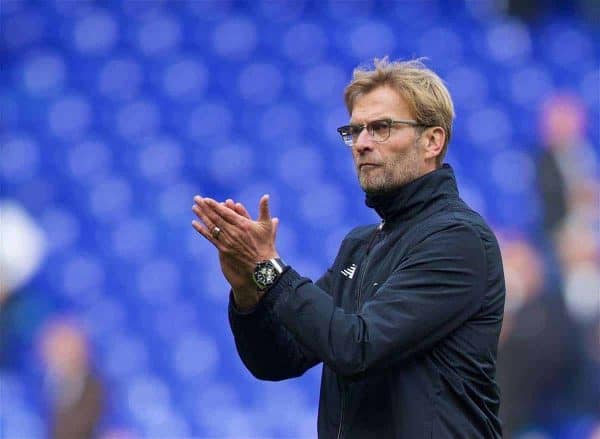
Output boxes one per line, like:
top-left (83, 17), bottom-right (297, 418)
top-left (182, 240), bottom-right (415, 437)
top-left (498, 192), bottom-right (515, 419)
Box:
top-left (353, 127), bottom-right (374, 154)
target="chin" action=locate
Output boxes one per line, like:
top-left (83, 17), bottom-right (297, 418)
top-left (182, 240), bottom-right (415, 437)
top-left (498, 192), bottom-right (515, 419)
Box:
top-left (360, 179), bottom-right (390, 194)
top-left (361, 175), bottom-right (415, 194)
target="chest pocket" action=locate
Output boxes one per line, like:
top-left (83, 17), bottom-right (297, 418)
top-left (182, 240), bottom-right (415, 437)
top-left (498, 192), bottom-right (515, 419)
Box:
top-left (350, 235), bottom-right (399, 310)
top-left (354, 251), bottom-right (394, 308)
top-left (355, 208), bottom-right (468, 309)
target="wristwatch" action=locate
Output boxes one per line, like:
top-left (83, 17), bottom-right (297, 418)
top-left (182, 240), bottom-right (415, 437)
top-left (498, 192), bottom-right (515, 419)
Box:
top-left (252, 258), bottom-right (288, 291)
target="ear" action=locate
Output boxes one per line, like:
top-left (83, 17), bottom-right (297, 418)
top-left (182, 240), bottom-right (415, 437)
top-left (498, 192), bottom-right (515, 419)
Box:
top-left (421, 126), bottom-right (446, 162)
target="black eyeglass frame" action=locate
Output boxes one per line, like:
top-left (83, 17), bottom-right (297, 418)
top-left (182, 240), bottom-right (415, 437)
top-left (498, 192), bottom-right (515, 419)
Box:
top-left (336, 118), bottom-right (430, 147)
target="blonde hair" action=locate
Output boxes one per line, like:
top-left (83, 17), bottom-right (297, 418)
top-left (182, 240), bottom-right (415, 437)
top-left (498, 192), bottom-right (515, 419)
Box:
top-left (344, 57), bottom-right (455, 166)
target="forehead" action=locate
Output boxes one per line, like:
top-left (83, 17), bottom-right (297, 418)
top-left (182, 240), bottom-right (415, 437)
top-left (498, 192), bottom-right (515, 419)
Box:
top-left (350, 86), bottom-right (411, 123)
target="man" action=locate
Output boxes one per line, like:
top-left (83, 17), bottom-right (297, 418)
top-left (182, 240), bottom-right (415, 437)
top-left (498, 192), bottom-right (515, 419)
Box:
top-left (192, 58), bottom-right (505, 438)
top-left (497, 238), bottom-right (584, 438)
top-left (40, 318), bottom-right (105, 439)
top-left (535, 93), bottom-right (597, 239)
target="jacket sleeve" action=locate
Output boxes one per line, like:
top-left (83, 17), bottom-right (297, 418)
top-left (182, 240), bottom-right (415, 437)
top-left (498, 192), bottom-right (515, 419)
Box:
top-left (227, 267), bottom-right (334, 381)
top-left (263, 223), bottom-right (488, 378)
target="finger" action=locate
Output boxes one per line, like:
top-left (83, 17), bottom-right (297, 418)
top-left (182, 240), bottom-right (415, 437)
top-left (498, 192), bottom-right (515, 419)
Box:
top-left (223, 199), bottom-right (251, 220)
top-left (193, 203), bottom-right (234, 246)
top-left (196, 196), bottom-right (251, 222)
top-left (234, 202), bottom-right (252, 219)
top-left (225, 199), bottom-right (251, 219)
top-left (194, 202), bottom-right (234, 245)
top-left (204, 198), bottom-right (246, 227)
top-left (193, 195), bottom-right (204, 206)
top-left (192, 219), bottom-right (211, 237)
top-left (258, 194), bottom-right (271, 223)
top-left (192, 220), bottom-right (221, 249)
top-left (271, 217), bottom-right (280, 239)
top-left (195, 198), bottom-right (243, 233)
top-left (192, 204), bottom-right (215, 230)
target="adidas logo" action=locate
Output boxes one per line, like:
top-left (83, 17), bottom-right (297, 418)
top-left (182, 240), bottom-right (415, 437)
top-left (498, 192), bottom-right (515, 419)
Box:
top-left (341, 264), bottom-right (357, 279)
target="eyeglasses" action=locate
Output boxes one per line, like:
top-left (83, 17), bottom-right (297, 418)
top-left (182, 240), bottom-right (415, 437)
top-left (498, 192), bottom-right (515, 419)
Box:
top-left (336, 118), bottom-right (427, 147)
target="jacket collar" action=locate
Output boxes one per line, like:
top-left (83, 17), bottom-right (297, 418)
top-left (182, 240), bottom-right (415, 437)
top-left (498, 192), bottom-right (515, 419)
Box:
top-left (364, 164), bottom-right (459, 222)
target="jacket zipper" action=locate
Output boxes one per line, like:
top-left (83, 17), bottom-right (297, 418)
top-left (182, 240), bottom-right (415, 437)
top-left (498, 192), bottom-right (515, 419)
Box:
top-left (355, 220), bottom-right (385, 311)
top-left (337, 220), bottom-right (385, 439)
top-left (336, 386), bottom-right (346, 439)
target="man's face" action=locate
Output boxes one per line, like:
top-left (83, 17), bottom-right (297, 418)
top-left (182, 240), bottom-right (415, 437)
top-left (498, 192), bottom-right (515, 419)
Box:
top-left (350, 86), bottom-right (425, 194)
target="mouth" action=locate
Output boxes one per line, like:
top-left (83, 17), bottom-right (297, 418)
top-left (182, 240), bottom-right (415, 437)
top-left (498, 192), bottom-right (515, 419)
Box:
top-left (358, 163), bottom-right (381, 171)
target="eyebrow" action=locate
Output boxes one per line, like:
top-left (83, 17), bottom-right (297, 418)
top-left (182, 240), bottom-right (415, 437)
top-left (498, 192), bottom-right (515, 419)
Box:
top-left (348, 116), bottom-right (392, 125)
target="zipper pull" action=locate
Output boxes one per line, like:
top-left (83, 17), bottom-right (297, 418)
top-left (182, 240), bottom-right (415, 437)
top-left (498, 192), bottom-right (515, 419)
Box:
top-left (366, 221), bottom-right (385, 256)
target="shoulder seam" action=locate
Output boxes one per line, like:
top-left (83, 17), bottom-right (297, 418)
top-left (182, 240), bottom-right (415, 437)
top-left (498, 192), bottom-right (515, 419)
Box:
top-left (450, 213), bottom-right (489, 314)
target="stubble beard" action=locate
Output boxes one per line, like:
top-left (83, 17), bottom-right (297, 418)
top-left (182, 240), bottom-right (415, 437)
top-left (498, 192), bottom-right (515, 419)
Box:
top-left (358, 141), bottom-right (423, 195)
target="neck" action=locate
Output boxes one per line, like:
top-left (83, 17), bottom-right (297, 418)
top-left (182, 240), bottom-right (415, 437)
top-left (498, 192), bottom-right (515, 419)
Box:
top-left (364, 164), bottom-right (458, 222)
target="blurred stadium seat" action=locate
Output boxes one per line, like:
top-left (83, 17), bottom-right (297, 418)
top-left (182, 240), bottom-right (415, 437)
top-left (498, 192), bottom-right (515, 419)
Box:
top-left (1, 0), bottom-right (598, 438)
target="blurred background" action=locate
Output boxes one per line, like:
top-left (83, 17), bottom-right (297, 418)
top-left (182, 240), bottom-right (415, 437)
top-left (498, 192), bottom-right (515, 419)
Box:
top-left (1, 0), bottom-right (598, 438)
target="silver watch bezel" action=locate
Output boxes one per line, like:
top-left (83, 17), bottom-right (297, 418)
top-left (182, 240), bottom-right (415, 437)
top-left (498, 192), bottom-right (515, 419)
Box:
top-left (252, 258), bottom-right (285, 290)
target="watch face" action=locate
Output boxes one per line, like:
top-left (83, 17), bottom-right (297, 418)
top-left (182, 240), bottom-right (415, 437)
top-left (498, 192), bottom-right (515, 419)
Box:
top-left (253, 261), bottom-right (277, 289)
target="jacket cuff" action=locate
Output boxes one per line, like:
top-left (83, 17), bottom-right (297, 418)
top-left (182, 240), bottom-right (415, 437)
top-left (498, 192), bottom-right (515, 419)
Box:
top-left (262, 268), bottom-right (311, 313)
top-left (228, 290), bottom-right (265, 316)
top-left (228, 267), bottom-right (309, 318)
top-left (228, 289), bottom-right (272, 337)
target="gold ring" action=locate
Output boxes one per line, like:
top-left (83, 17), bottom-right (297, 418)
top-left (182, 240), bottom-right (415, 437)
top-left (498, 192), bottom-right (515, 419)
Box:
top-left (211, 226), bottom-right (222, 240)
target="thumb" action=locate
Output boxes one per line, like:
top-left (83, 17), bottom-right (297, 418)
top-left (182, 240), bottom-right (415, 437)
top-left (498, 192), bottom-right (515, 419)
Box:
top-left (258, 194), bottom-right (271, 223)
top-left (271, 217), bottom-right (280, 239)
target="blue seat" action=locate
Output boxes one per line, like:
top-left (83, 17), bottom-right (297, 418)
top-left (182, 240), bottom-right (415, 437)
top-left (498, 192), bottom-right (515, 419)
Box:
top-left (2, 1), bottom-right (598, 436)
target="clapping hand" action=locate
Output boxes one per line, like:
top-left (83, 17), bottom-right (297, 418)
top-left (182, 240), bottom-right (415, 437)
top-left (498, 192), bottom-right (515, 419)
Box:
top-left (192, 195), bottom-right (280, 310)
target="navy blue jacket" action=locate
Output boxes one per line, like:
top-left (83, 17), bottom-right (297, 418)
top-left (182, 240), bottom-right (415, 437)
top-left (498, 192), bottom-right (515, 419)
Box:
top-left (229, 165), bottom-right (505, 438)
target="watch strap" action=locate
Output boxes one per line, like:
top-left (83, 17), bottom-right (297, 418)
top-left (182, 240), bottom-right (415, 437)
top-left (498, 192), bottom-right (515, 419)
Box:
top-left (269, 257), bottom-right (287, 274)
